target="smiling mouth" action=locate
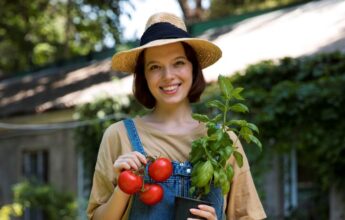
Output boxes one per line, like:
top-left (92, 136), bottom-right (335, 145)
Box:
top-left (160, 83), bottom-right (181, 93)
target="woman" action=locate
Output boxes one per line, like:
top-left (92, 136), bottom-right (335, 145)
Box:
top-left (87, 12), bottom-right (266, 220)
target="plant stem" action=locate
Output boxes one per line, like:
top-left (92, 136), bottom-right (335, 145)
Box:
top-left (222, 99), bottom-right (229, 132)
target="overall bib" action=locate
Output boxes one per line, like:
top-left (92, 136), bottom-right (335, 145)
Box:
top-left (123, 119), bottom-right (224, 220)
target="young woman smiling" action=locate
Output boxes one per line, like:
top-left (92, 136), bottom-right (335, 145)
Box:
top-left (87, 12), bottom-right (266, 220)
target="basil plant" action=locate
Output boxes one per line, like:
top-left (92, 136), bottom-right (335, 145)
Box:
top-left (189, 75), bottom-right (262, 198)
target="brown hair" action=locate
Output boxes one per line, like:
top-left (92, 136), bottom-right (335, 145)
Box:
top-left (133, 42), bottom-right (206, 109)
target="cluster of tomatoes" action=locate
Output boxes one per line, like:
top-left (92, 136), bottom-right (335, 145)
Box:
top-left (118, 157), bottom-right (173, 205)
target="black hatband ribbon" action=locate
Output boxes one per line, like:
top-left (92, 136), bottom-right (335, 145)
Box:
top-left (140, 22), bottom-right (191, 46)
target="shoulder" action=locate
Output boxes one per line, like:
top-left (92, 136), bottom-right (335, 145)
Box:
top-left (227, 130), bottom-right (239, 142)
top-left (98, 120), bottom-right (129, 153)
top-left (96, 120), bottom-right (132, 168)
top-left (227, 130), bottom-right (243, 151)
top-left (226, 130), bottom-right (251, 172)
top-left (103, 120), bottom-right (128, 138)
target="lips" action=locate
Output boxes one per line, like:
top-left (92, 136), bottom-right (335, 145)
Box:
top-left (160, 83), bottom-right (181, 94)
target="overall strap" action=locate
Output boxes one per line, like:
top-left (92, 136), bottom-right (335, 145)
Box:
top-left (123, 119), bottom-right (147, 156)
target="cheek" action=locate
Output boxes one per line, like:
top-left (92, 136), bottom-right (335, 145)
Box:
top-left (184, 66), bottom-right (194, 84)
top-left (144, 73), bottom-right (158, 92)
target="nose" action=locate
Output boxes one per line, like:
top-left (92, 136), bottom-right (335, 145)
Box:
top-left (162, 66), bottom-right (174, 79)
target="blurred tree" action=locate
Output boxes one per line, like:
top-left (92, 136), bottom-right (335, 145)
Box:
top-left (209, 0), bottom-right (306, 19)
top-left (0, 0), bottom-right (127, 77)
top-left (177, 0), bottom-right (206, 24)
top-left (176, 0), bottom-right (306, 23)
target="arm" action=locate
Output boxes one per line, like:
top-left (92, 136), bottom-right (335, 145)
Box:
top-left (93, 151), bottom-right (147, 220)
top-left (92, 186), bottom-right (130, 220)
top-left (87, 123), bottom-right (147, 220)
top-left (226, 132), bottom-right (266, 220)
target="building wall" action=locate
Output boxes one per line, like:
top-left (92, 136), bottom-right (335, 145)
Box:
top-left (0, 128), bottom-right (78, 206)
top-left (262, 154), bottom-right (284, 220)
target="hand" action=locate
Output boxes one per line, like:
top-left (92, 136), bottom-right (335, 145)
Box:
top-left (188, 204), bottom-right (217, 220)
top-left (113, 151), bottom-right (147, 175)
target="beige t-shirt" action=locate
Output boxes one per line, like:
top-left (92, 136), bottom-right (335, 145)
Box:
top-left (87, 117), bottom-right (266, 220)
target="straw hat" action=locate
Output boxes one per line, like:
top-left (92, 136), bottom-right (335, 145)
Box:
top-left (111, 12), bottom-right (222, 73)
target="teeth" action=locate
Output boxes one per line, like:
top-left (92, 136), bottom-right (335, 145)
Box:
top-left (162, 85), bottom-right (178, 91)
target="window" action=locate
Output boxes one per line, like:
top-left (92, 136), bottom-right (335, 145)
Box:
top-left (22, 150), bottom-right (49, 183)
top-left (22, 150), bottom-right (49, 220)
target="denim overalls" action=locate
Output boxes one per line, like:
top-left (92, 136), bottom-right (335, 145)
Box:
top-left (123, 119), bottom-right (224, 220)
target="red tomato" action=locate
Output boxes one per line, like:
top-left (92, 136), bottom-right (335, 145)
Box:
top-left (139, 183), bottom-right (164, 205)
top-left (118, 170), bottom-right (143, 195)
top-left (148, 157), bottom-right (173, 182)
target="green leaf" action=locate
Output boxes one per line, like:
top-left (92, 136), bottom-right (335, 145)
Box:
top-left (195, 161), bottom-right (214, 187)
top-left (206, 100), bottom-right (226, 112)
top-left (232, 87), bottom-right (245, 100)
top-left (213, 170), bottom-right (220, 186)
top-left (215, 130), bottom-right (224, 142)
top-left (239, 127), bottom-right (253, 143)
top-left (249, 135), bottom-right (263, 151)
top-left (206, 122), bottom-right (217, 136)
top-left (233, 151), bottom-right (243, 167)
top-left (210, 141), bottom-right (221, 152)
top-left (229, 103), bottom-right (249, 113)
top-left (192, 113), bottom-right (209, 123)
top-left (218, 75), bottom-right (233, 99)
top-left (227, 119), bottom-right (247, 127)
top-left (189, 145), bottom-right (205, 164)
top-left (219, 170), bottom-right (230, 194)
top-left (221, 181), bottom-right (230, 195)
top-left (211, 114), bottom-right (223, 123)
top-left (225, 164), bottom-right (234, 182)
top-left (247, 123), bottom-right (259, 134)
top-left (189, 186), bottom-right (196, 196)
top-left (208, 133), bottom-right (218, 141)
top-left (219, 170), bottom-right (227, 184)
top-left (221, 132), bottom-right (233, 148)
top-left (224, 146), bottom-right (233, 159)
top-left (204, 183), bottom-right (211, 195)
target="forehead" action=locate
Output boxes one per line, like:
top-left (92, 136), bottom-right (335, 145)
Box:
top-left (144, 42), bottom-right (186, 62)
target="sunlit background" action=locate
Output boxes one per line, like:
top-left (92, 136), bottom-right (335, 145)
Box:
top-left (1, 0), bottom-right (345, 219)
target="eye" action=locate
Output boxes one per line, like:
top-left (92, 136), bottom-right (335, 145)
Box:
top-left (148, 64), bottom-right (161, 71)
top-left (174, 60), bottom-right (186, 67)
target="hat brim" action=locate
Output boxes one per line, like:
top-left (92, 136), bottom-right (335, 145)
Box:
top-left (111, 38), bottom-right (222, 73)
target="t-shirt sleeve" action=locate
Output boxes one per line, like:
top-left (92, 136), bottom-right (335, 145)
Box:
top-left (226, 132), bottom-right (267, 220)
top-left (86, 123), bottom-right (122, 219)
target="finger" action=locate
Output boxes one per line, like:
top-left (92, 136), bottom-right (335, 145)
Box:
top-left (114, 158), bottom-right (131, 169)
top-left (124, 158), bottom-right (139, 170)
top-left (190, 208), bottom-right (216, 220)
top-left (198, 204), bottom-right (216, 214)
top-left (113, 161), bottom-right (130, 174)
top-left (133, 151), bottom-right (147, 164)
top-left (129, 152), bottom-right (145, 168)
top-left (118, 153), bottom-right (143, 169)
top-left (119, 162), bottom-right (131, 170)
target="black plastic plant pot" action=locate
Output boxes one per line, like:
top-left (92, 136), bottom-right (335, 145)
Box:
top-left (174, 196), bottom-right (213, 220)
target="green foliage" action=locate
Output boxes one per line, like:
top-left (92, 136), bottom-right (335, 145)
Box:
top-left (11, 181), bottom-right (76, 220)
top-left (0, 203), bottom-right (23, 220)
top-left (74, 95), bottom-right (144, 189)
top-left (0, 0), bottom-right (124, 75)
top-left (189, 75), bottom-right (262, 198)
top-left (209, 0), bottom-right (309, 18)
top-left (232, 51), bottom-right (345, 190)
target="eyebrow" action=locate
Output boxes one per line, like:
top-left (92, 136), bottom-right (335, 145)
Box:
top-left (145, 56), bottom-right (188, 67)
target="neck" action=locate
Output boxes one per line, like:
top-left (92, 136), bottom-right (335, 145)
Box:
top-left (147, 101), bottom-right (194, 124)
top-left (141, 101), bottom-right (201, 134)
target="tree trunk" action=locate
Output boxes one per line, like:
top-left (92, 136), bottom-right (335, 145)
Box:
top-left (64, 0), bottom-right (72, 59)
top-left (176, 0), bottom-right (205, 24)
